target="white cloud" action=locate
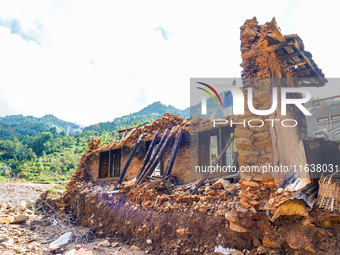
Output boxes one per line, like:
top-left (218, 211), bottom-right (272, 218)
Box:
top-left (0, 0), bottom-right (339, 125)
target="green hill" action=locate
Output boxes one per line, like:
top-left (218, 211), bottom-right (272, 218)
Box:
top-left (83, 101), bottom-right (189, 135)
top-left (0, 114), bottom-right (83, 140)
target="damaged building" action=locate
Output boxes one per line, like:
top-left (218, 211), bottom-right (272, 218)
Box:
top-left (52, 17), bottom-right (340, 254)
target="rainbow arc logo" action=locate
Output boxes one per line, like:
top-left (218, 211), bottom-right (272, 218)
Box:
top-left (196, 82), bottom-right (222, 106)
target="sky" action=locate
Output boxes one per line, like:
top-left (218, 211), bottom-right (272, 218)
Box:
top-left (0, 0), bottom-right (339, 126)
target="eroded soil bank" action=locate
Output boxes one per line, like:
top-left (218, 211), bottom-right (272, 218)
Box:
top-left (57, 178), bottom-right (340, 255)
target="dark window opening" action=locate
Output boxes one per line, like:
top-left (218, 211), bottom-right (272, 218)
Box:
top-left (99, 151), bottom-right (109, 178)
top-left (99, 149), bottom-right (122, 178)
top-left (110, 149), bottom-right (121, 178)
top-left (198, 127), bottom-right (235, 167)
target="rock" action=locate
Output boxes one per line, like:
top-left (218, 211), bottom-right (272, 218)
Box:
top-left (229, 222), bottom-right (250, 233)
top-left (241, 180), bottom-right (260, 188)
top-left (176, 228), bottom-right (186, 236)
top-left (75, 248), bottom-right (94, 255)
top-left (305, 246), bottom-right (316, 253)
top-left (25, 209), bottom-right (34, 215)
top-left (130, 245), bottom-right (140, 250)
top-left (100, 240), bottom-right (111, 247)
top-left (253, 238), bottom-right (261, 247)
top-left (65, 249), bottom-right (76, 255)
top-left (0, 242), bottom-right (14, 249)
top-left (225, 211), bottom-right (238, 222)
top-left (0, 214), bottom-right (28, 224)
top-left (230, 248), bottom-right (243, 255)
top-left (49, 232), bottom-right (72, 251)
top-left (214, 245), bottom-right (230, 254)
top-left (146, 239), bottom-right (152, 244)
top-left (262, 237), bottom-right (281, 249)
top-left (112, 241), bottom-right (119, 247)
top-left (210, 179), bottom-right (231, 190)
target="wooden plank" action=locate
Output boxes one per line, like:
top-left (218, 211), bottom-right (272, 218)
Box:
top-left (163, 128), bottom-right (183, 178)
top-left (132, 132), bottom-right (160, 190)
top-left (276, 51), bottom-right (301, 61)
top-left (116, 121), bottom-right (150, 134)
top-left (293, 39), bottom-right (327, 85)
top-left (113, 134), bottom-right (144, 191)
top-left (108, 150), bottom-right (112, 178)
top-left (144, 128), bottom-right (175, 178)
top-left (291, 67), bottom-right (313, 76)
top-left (285, 60), bottom-right (307, 69)
top-left (118, 130), bottom-right (128, 145)
top-left (111, 131), bottom-right (120, 144)
top-left (242, 41), bottom-right (293, 59)
top-left (191, 134), bottom-right (235, 195)
top-left (135, 129), bottom-right (170, 186)
top-left (137, 131), bottom-right (159, 179)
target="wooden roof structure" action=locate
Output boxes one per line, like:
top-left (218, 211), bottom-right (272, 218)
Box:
top-left (243, 18), bottom-right (327, 88)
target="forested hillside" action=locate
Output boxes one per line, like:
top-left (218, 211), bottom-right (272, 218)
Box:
top-left (84, 101), bottom-right (189, 135)
top-left (0, 114), bottom-right (83, 140)
top-left (0, 102), bottom-right (188, 182)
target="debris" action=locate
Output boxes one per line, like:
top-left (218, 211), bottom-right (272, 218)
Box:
top-left (176, 228), bottom-right (186, 236)
top-left (229, 222), bottom-right (250, 233)
top-left (214, 245), bottom-right (230, 254)
top-left (146, 239), bottom-right (152, 244)
top-left (210, 179), bottom-right (231, 190)
top-left (49, 231), bottom-right (72, 251)
top-left (0, 214), bottom-right (28, 224)
top-left (65, 249), bottom-right (77, 255)
top-left (262, 237), bottom-right (281, 249)
top-left (100, 239), bottom-right (111, 247)
top-left (130, 245), bottom-right (141, 250)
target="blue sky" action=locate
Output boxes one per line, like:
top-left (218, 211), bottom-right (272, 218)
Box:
top-left (0, 0), bottom-right (339, 126)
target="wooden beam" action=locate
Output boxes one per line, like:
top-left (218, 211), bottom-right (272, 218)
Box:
top-left (111, 131), bottom-right (120, 144)
top-left (113, 134), bottom-right (144, 191)
top-left (191, 134), bottom-right (235, 195)
top-left (144, 128), bottom-right (175, 178)
top-left (285, 60), bottom-right (307, 69)
top-left (137, 131), bottom-right (159, 179)
top-left (116, 121), bottom-right (150, 134)
top-left (291, 67), bottom-right (313, 76)
top-left (276, 51), bottom-right (301, 61)
top-left (135, 129), bottom-right (170, 185)
top-left (293, 39), bottom-right (327, 85)
top-left (108, 150), bottom-right (112, 178)
top-left (163, 128), bottom-right (183, 178)
top-left (242, 41), bottom-right (293, 59)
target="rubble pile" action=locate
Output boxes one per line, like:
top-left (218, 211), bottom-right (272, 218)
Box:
top-left (109, 113), bottom-right (190, 149)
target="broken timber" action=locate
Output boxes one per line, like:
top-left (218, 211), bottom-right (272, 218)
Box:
top-left (113, 134), bottom-right (144, 191)
top-left (144, 127), bottom-right (177, 177)
top-left (163, 128), bottom-right (183, 178)
top-left (135, 129), bottom-right (170, 186)
top-left (132, 131), bottom-right (160, 189)
top-left (191, 134), bottom-right (235, 195)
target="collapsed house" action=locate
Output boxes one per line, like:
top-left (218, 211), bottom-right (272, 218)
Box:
top-left (55, 18), bottom-right (340, 254)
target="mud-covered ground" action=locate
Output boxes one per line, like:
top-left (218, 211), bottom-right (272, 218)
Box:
top-left (0, 182), bottom-right (145, 255)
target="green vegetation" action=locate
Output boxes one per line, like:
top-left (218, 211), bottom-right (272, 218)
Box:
top-left (84, 101), bottom-right (189, 135)
top-left (0, 102), bottom-right (188, 183)
top-left (0, 114), bottom-right (83, 140)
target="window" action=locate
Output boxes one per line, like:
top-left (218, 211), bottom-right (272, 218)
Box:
top-left (110, 149), bottom-right (121, 177)
top-left (99, 149), bottom-right (121, 178)
top-left (98, 151), bottom-right (109, 178)
top-left (331, 115), bottom-right (340, 121)
top-left (317, 117), bottom-right (329, 123)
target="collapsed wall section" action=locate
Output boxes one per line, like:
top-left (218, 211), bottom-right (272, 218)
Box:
top-left (236, 17), bottom-right (313, 211)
